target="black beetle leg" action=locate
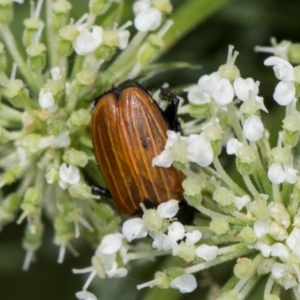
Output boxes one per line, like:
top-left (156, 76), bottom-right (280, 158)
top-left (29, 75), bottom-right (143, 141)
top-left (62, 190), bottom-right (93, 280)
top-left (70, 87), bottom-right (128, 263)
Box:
top-left (91, 184), bottom-right (112, 198)
top-left (159, 87), bottom-right (182, 133)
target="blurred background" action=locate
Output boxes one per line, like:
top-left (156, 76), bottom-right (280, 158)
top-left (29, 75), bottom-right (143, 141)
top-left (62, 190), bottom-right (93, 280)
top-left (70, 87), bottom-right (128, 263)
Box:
top-left (1, 0), bottom-right (299, 299)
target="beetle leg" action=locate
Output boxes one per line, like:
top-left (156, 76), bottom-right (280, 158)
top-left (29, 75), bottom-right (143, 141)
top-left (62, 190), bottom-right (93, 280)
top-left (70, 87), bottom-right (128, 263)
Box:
top-left (91, 184), bottom-right (112, 198)
top-left (159, 87), bottom-right (182, 132)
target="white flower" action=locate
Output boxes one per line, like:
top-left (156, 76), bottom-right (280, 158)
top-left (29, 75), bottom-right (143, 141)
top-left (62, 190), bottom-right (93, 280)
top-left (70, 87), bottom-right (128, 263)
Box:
top-left (76, 291), bottom-right (97, 300)
top-left (195, 244), bottom-right (218, 261)
top-left (264, 56), bottom-right (295, 105)
top-left (38, 89), bottom-right (55, 109)
top-left (59, 163), bottom-right (80, 189)
top-left (96, 233), bottom-right (124, 255)
top-left (50, 67), bottom-right (62, 80)
top-left (74, 26), bottom-right (103, 55)
top-left (168, 221), bottom-right (185, 241)
top-left (226, 138), bottom-right (243, 155)
top-left (185, 85), bottom-right (211, 105)
top-left (253, 220), bottom-right (270, 238)
top-left (234, 195), bottom-right (251, 211)
top-left (152, 131), bottom-right (188, 167)
top-left (271, 263), bottom-right (289, 279)
top-left (185, 230), bottom-right (202, 245)
top-left (122, 218), bottom-right (148, 242)
top-left (243, 115), bottom-right (264, 141)
top-left (187, 133), bottom-right (213, 167)
top-left (156, 199), bottom-right (179, 218)
top-left (270, 243), bottom-right (289, 262)
top-left (51, 131), bottom-right (71, 148)
top-left (268, 163), bottom-right (298, 184)
top-left (134, 8), bottom-right (162, 32)
top-left (198, 73), bottom-right (234, 105)
top-left (255, 242), bottom-right (271, 257)
top-left (255, 38), bottom-right (291, 60)
top-left (170, 274), bottom-right (197, 293)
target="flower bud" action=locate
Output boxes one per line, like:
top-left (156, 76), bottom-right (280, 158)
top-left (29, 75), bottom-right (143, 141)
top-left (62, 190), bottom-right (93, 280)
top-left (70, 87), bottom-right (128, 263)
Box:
top-left (165, 267), bottom-right (184, 282)
top-left (89, 0), bottom-right (111, 15)
top-left (247, 199), bottom-right (269, 220)
top-left (0, 126), bottom-right (10, 143)
top-left (270, 147), bottom-right (290, 164)
top-left (154, 271), bottom-right (170, 289)
top-left (210, 217), bottom-right (229, 235)
top-left (0, 0), bottom-right (13, 24)
top-left (240, 99), bottom-right (261, 115)
top-left (57, 25), bottom-right (78, 56)
top-left (71, 69), bottom-right (96, 95)
top-left (51, 0), bottom-right (72, 32)
top-left (21, 187), bottom-right (42, 217)
top-left (268, 222), bottom-right (288, 241)
top-left (213, 187), bottom-right (235, 213)
top-left (282, 114), bottom-right (300, 147)
top-left (218, 64), bottom-right (240, 80)
top-left (26, 43), bottom-right (46, 72)
top-left (22, 133), bottom-right (43, 156)
top-left (239, 226), bottom-right (257, 244)
top-left (54, 213), bottom-right (74, 244)
top-left (63, 148), bottom-right (89, 167)
top-left (91, 256), bottom-right (106, 278)
top-left (4, 79), bottom-right (31, 109)
top-left (256, 257), bottom-right (275, 275)
top-left (178, 242), bottom-right (196, 262)
top-left (287, 43), bottom-right (300, 64)
top-left (67, 109), bottom-right (91, 131)
top-left (0, 164), bottom-right (22, 186)
top-left (47, 120), bottom-right (64, 135)
top-left (153, 0), bottom-right (173, 13)
top-left (2, 193), bottom-right (22, 214)
top-left (233, 257), bottom-right (254, 278)
top-left (22, 218), bottom-right (44, 250)
top-left (236, 145), bottom-right (257, 175)
top-left (22, 18), bottom-right (44, 47)
top-left (143, 209), bottom-right (167, 232)
top-left (43, 79), bottom-right (65, 104)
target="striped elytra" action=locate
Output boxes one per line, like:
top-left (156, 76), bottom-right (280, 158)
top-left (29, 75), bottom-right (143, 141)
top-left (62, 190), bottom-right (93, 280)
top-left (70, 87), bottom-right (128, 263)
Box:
top-left (91, 82), bottom-right (184, 216)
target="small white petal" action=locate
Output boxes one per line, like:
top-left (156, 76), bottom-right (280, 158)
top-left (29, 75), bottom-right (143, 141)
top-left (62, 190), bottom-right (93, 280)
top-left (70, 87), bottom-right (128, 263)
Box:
top-left (122, 218), bottom-right (148, 242)
top-left (234, 195), bottom-right (251, 211)
top-left (106, 267), bottom-right (128, 278)
top-left (51, 131), bottom-right (71, 148)
top-left (39, 89), bottom-right (55, 109)
top-left (253, 220), bottom-right (270, 238)
top-left (286, 228), bottom-right (300, 250)
top-left (212, 78), bottom-right (234, 105)
top-left (38, 136), bottom-right (53, 149)
top-left (170, 274), bottom-right (197, 293)
top-left (185, 230), bottom-right (202, 245)
top-left (273, 81), bottom-right (295, 106)
top-left (118, 30), bottom-right (130, 49)
top-left (264, 56), bottom-right (294, 81)
top-left (152, 149), bottom-right (173, 167)
top-left (97, 233), bottom-right (123, 255)
top-left (198, 73), bottom-right (220, 94)
top-left (196, 244), bottom-right (218, 261)
top-left (226, 138), bottom-right (243, 155)
top-left (185, 85), bottom-right (211, 105)
top-left (74, 26), bottom-right (103, 55)
top-left (187, 134), bottom-right (213, 167)
top-left (271, 262), bottom-right (288, 279)
top-left (76, 291), bottom-right (97, 300)
top-left (50, 67), bottom-right (62, 80)
top-left (243, 115), bottom-right (264, 141)
top-left (268, 163), bottom-right (285, 184)
top-left (233, 77), bottom-right (256, 101)
top-left (59, 163), bottom-right (80, 185)
top-left (168, 221), bottom-right (185, 241)
top-left (270, 243), bottom-right (289, 261)
top-left (134, 8), bottom-right (162, 32)
top-left (157, 200), bottom-right (179, 218)
top-left (255, 242), bottom-right (271, 257)
top-left (284, 165), bottom-right (299, 184)
top-left (133, 0), bottom-right (151, 14)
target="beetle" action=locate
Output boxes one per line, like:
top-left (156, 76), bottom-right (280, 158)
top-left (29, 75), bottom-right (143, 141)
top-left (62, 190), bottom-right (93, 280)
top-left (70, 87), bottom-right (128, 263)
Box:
top-left (91, 81), bottom-right (193, 222)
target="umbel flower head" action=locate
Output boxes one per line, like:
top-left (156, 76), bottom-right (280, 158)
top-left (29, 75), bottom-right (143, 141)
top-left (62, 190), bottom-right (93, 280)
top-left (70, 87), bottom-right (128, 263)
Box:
top-left (2, 1), bottom-right (300, 300)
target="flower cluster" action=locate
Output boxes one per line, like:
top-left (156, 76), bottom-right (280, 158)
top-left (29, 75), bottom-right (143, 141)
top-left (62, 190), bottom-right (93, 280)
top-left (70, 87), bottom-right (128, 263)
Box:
top-left (2, 0), bottom-right (300, 300)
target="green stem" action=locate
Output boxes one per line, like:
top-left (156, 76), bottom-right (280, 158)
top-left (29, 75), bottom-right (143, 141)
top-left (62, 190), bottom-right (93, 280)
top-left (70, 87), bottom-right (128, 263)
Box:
top-left (243, 175), bottom-right (259, 198)
top-left (213, 156), bottom-right (246, 196)
top-left (0, 25), bottom-right (43, 94)
top-left (226, 101), bottom-right (243, 141)
top-left (195, 204), bottom-right (247, 225)
top-left (272, 183), bottom-right (281, 203)
top-left (264, 276), bottom-right (274, 297)
top-left (237, 273), bottom-right (260, 300)
top-left (282, 182), bottom-right (292, 207)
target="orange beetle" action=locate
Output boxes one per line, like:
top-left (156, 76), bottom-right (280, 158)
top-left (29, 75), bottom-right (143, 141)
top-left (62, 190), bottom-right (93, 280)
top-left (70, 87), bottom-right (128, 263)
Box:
top-left (91, 82), bottom-right (187, 217)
